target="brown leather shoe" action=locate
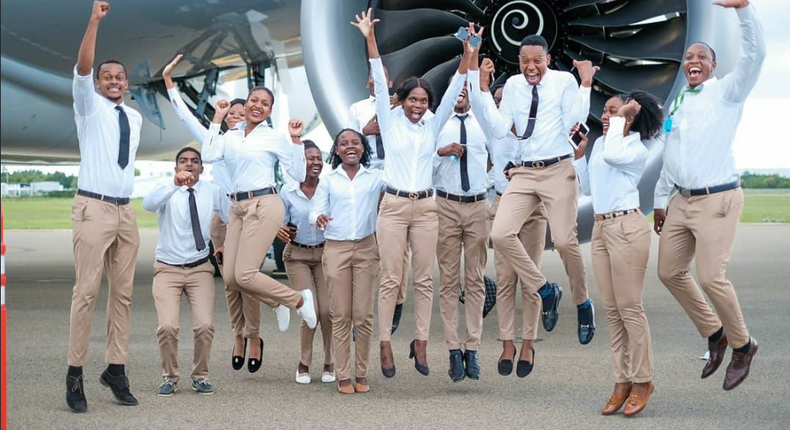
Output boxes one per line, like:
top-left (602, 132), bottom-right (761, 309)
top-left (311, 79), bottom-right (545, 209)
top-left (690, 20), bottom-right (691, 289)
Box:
top-left (601, 382), bottom-right (632, 415)
top-left (702, 331), bottom-right (728, 379)
top-left (723, 337), bottom-right (758, 391)
top-left (354, 383), bottom-right (370, 393)
top-left (623, 382), bottom-right (654, 417)
top-left (337, 381), bottom-right (355, 395)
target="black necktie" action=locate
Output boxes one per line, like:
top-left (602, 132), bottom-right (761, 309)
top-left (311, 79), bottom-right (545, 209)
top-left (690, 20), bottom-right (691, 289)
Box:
top-left (521, 85), bottom-right (539, 140)
top-left (187, 188), bottom-right (206, 252)
top-left (375, 134), bottom-right (385, 159)
top-left (116, 106), bottom-right (130, 169)
top-left (457, 114), bottom-right (470, 192)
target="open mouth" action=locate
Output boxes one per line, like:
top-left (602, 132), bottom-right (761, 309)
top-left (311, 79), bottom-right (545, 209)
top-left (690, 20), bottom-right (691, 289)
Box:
top-left (250, 108), bottom-right (262, 119)
top-left (688, 67), bottom-right (702, 79)
top-left (310, 165), bottom-right (322, 174)
top-left (525, 72), bottom-right (540, 84)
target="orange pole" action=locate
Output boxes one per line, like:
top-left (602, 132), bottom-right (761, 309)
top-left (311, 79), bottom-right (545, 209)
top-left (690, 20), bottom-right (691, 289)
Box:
top-left (1, 206), bottom-right (7, 430)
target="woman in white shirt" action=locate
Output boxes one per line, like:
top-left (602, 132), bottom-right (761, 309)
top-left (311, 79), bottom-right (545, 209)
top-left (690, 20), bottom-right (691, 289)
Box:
top-left (352, 9), bottom-right (475, 377)
top-left (572, 91), bottom-right (663, 417)
top-left (309, 129), bottom-right (385, 394)
top-left (203, 92), bottom-right (319, 354)
top-left (277, 141), bottom-right (336, 385)
top-left (163, 55), bottom-right (288, 374)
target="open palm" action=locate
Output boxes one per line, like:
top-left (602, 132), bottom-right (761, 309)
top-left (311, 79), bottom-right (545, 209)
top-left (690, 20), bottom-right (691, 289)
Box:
top-left (351, 8), bottom-right (380, 38)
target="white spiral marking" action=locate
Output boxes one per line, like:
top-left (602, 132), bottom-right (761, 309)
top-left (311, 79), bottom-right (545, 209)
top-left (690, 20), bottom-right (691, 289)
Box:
top-left (491, 1), bottom-right (545, 53)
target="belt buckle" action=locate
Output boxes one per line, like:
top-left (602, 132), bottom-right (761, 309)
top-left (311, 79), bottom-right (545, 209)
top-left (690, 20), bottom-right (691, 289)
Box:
top-left (408, 191), bottom-right (419, 200)
top-left (680, 188), bottom-right (691, 198)
top-left (531, 160), bottom-right (545, 169)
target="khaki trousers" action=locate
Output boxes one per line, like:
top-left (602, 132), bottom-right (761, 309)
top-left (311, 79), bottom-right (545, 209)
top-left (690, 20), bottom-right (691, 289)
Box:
top-left (377, 193), bottom-right (439, 341)
top-left (223, 195), bottom-right (302, 309)
top-left (491, 194), bottom-right (546, 341)
top-left (657, 188), bottom-right (749, 348)
top-left (437, 198), bottom-right (489, 350)
top-left (152, 261), bottom-right (215, 381)
top-left (68, 195), bottom-right (140, 366)
top-left (490, 159), bottom-right (588, 338)
top-left (210, 213), bottom-right (265, 338)
top-left (376, 230), bottom-right (409, 306)
top-left (323, 235), bottom-right (379, 381)
top-left (284, 244), bottom-right (333, 367)
top-left (592, 211), bottom-right (653, 383)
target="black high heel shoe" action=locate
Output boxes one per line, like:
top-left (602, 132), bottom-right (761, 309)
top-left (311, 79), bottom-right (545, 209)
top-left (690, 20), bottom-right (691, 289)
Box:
top-left (248, 337), bottom-right (264, 373)
top-left (232, 338), bottom-right (248, 371)
top-left (516, 348), bottom-right (535, 378)
top-left (409, 340), bottom-right (429, 376)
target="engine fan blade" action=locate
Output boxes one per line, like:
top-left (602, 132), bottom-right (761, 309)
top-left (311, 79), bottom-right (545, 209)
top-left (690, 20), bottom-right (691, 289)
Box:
top-left (421, 57), bottom-right (462, 100)
top-left (378, 0), bottom-right (485, 20)
top-left (562, 0), bottom-right (609, 12)
top-left (569, 0), bottom-right (685, 27)
top-left (382, 37), bottom-right (463, 88)
top-left (568, 17), bottom-right (686, 61)
top-left (375, 8), bottom-right (469, 55)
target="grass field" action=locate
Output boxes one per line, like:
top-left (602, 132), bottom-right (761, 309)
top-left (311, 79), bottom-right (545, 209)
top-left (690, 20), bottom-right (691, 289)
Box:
top-left (1, 191), bottom-right (788, 229)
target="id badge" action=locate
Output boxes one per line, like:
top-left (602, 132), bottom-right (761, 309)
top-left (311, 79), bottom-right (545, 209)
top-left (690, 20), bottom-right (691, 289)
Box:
top-left (663, 116), bottom-right (673, 134)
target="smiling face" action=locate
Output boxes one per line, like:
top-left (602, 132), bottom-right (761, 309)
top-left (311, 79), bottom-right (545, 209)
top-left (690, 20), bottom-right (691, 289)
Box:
top-left (95, 63), bottom-right (128, 104)
top-left (402, 87), bottom-right (430, 123)
top-left (336, 130), bottom-right (365, 166)
top-left (175, 149), bottom-right (204, 182)
top-left (226, 104), bottom-right (245, 129)
top-left (305, 147), bottom-right (323, 180)
top-left (245, 89), bottom-right (273, 125)
top-left (519, 45), bottom-right (551, 86)
top-left (601, 96), bottom-right (625, 134)
top-left (684, 43), bottom-right (717, 88)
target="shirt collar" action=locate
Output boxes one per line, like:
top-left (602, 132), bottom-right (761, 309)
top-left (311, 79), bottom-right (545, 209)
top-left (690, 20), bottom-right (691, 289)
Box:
top-left (330, 164), bottom-right (369, 180)
top-left (683, 76), bottom-right (717, 92)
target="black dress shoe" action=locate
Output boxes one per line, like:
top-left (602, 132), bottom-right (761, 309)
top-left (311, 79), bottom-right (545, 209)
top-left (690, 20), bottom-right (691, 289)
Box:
top-left (498, 351), bottom-right (516, 376)
top-left (381, 344), bottom-right (396, 378)
top-left (448, 350), bottom-right (465, 382)
top-left (516, 349), bottom-right (535, 378)
top-left (99, 369), bottom-right (138, 406)
top-left (464, 350), bottom-right (481, 380)
top-left (409, 340), bottom-right (429, 376)
top-left (232, 338), bottom-right (248, 371)
top-left (248, 337), bottom-right (264, 373)
top-left (540, 282), bottom-right (563, 332)
top-left (702, 331), bottom-right (728, 379)
top-left (577, 299), bottom-right (596, 345)
top-left (391, 303), bottom-right (403, 335)
top-left (66, 374), bottom-right (87, 413)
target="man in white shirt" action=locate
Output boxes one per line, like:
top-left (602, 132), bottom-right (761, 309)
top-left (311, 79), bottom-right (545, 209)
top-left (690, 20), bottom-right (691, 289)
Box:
top-left (653, 0), bottom-right (765, 391)
top-left (433, 76), bottom-right (490, 382)
top-left (66, 1), bottom-right (142, 413)
top-left (143, 147), bottom-right (228, 397)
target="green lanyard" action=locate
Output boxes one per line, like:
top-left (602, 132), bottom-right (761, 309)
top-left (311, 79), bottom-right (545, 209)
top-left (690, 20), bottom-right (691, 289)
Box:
top-left (669, 87), bottom-right (702, 117)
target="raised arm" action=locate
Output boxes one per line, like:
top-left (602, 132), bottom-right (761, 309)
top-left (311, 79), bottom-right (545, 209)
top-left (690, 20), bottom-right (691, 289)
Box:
top-left (717, 1), bottom-right (766, 103)
top-left (354, 9), bottom-right (394, 135)
top-left (275, 120), bottom-right (307, 183)
top-left (468, 58), bottom-right (496, 144)
top-left (73, 2), bottom-right (110, 116)
top-left (164, 54), bottom-right (209, 143)
top-left (562, 60), bottom-right (597, 132)
top-left (430, 24), bottom-right (478, 136)
top-left (201, 99), bottom-right (231, 163)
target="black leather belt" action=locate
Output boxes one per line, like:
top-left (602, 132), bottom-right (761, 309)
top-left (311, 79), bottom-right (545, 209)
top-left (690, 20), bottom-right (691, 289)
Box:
top-left (436, 190), bottom-right (487, 203)
top-left (520, 154), bottom-right (572, 169)
top-left (157, 256), bottom-right (210, 269)
top-left (675, 181), bottom-right (740, 198)
top-left (594, 208), bottom-right (638, 222)
top-left (385, 187), bottom-right (433, 200)
top-left (291, 241), bottom-right (324, 249)
top-left (231, 187), bottom-right (278, 201)
top-left (77, 189), bottom-right (130, 205)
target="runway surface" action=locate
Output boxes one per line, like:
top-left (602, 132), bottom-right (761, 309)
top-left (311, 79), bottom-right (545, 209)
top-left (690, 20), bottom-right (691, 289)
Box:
top-left (3, 226), bottom-right (790, 429)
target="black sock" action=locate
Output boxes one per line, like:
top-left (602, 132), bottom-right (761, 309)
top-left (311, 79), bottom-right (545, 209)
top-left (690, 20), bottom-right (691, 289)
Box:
top-left (708, 327), bottom-right (724, 343)
top-left (734, 341), bottom-right (751, 354)
top-left (67, 366), bottom-right (83, 377)
top-left (107, 364), bottom-right (125, 376)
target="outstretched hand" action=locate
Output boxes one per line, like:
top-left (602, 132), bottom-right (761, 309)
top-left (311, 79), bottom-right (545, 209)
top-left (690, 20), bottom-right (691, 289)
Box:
top-left (713, 0), bottom-right (749, 8)
top-left (573, 60), bottom-right (600, 88)
top-left (463, 23), bottom-right (485, 54)
top-left (163, 54), bottom-right (183, 79)
top-left (351, 8), bottom-right (380, 39)
top-left (289, 119), bottom-right (304, 139)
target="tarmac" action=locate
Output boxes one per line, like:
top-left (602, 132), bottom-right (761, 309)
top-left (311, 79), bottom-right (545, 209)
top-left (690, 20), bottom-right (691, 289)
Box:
top-left (3, 225), bottom-right (790, 429)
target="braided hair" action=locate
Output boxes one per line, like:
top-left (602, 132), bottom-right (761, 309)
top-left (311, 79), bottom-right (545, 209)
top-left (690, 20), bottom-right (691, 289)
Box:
top-left (327, 128), bottom-right (371, 169)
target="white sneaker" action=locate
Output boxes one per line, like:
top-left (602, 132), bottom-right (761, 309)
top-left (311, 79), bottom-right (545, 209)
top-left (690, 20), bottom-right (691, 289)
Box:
top-left (296, 290), bottom-right (317, 329)
top-left (321, 371), bottom-right (336, 383)
top-left (295, 370), bottom-right (311, 385)
top-left (274, 305), bottom-right (290, 332)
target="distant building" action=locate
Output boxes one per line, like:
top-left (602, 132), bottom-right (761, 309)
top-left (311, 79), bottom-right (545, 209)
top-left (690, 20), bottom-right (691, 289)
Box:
top-left (1, 183), bottom-right (32, 197)
top-left (30, 181), bottom-right (63, 194)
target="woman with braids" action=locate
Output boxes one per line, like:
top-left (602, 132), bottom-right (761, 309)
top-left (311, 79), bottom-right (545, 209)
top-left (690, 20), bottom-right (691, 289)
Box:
top-left (571, 90), bottom-right (663, 417)
top-left (352, 8), bottom-right (476, 377)
top-left (309, 129), bottom-right (385, 394)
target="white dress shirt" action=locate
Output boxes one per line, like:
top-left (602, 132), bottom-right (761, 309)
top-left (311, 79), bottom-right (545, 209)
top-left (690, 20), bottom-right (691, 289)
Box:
top-left (73, 67), bottom-right (143, 198)
top-left (281, 182), bottom-right (325, 246)
top-left (654, 5), bottom-right (765, 209)
top-left (473, 67), bottom-right (590, 162)
top-left (143, 180), bottom-right (229, 265)
top-left (348, 96), bottom-right (386, 171)
top-left (308, 166), bottom-right (385, 241)
top-left (575, 117), bottom-right (649, 214)
top-left (370, 57), bottom-right (466, 192)
top-left (433, 111), bottom-right (490, 196)
top-left (202, 121), bottom-right (306, 192)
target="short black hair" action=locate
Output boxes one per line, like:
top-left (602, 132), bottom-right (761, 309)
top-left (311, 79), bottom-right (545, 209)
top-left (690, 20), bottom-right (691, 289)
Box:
top-left (395, 77), bottom-right (436, 111)
top-left (520, 35), bottom-right (549, 52)
top-left (175, 147), bottom-right (202, 165)
top-left (692, 42), bottom-right (717, 61)
top-left (95, 60), bottom-right (127, 79)
top-left (302, 140), bottom-right (320, 153)
top-left (247, 86), bottom-right (275, 106)
top-left (327, 128), bottom-right (371, 169)
top-left (230, 98), bottom-right (246, 108)
top-left (626, 90), bottom-right (664, 140)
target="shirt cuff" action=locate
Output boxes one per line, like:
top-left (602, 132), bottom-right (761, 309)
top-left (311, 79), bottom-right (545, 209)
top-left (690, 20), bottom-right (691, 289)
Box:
top-left (578, 85), bottom-right (591, 95)
top-left (208, 122), bottom-right (222, 134)
top-left (654, 194), bottom-right (668, 210)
